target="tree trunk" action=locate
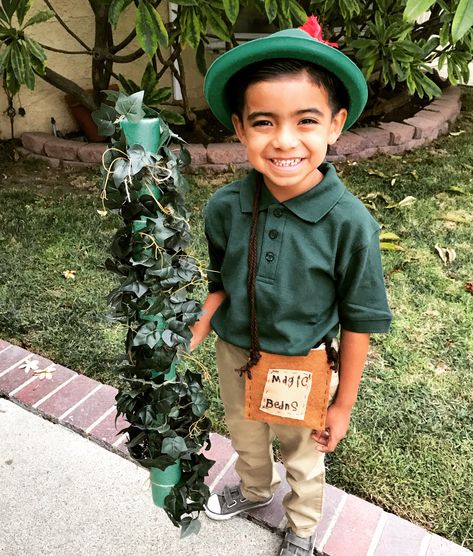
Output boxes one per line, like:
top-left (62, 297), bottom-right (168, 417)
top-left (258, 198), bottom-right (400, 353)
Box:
top-left (40, 67), bottom-right (96, 111)
top-left (89, 0), bottom-right (114, 102)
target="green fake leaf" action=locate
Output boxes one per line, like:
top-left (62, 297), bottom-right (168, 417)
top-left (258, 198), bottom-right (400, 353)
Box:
top-left (191, 391), bottom-right (208, 417)
top-left (162, 436), bottom-right (188, 459)
top-left (116, 90), bottom-right (145, 122)
top-left (223, 0), bottom-right (239, 24)
top-left (180, 517), bottom-right (201, 538)
top-left (127, 145), bottom-right (155, 174)
top-left (92, 104), bottom-right (117, 136)
top-left (451, 0), bottom-right (473, 42)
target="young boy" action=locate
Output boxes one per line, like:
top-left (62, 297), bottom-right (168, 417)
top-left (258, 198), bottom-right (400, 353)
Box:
top-left (191, 18), bottom-right (392, 556)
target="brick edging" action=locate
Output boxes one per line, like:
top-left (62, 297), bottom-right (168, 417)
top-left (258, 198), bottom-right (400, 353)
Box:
top-left (17, 87), bottom-right (462, 171)
top-left (1, 339), bottom-right (471, 555)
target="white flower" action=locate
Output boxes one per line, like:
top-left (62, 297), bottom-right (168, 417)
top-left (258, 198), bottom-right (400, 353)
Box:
top-left (19, 359), bottom-right (40, 373)
top-left (33, 364), bottom-right (56, 380)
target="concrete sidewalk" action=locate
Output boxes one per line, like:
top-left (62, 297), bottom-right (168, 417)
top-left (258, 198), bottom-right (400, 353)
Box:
top-left (1, 339), bottom-right (471, 556)
top-left (1, 398), bottom-right (280, 556)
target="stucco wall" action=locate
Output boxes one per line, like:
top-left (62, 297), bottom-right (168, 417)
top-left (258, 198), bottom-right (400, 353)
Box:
top-left (0, 2), bottom-right (210, 140)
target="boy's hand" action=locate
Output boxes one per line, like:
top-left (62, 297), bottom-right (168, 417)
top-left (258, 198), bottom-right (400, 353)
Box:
top-left (311, 404), bottom-right (352, 453)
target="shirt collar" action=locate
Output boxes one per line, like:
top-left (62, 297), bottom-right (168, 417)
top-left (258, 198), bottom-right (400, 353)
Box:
top-left (239, 162), bottom-right (346, 224)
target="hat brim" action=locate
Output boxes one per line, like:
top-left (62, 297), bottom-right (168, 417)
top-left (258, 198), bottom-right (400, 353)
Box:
top-left (204, 28), bottom-right (368, 131)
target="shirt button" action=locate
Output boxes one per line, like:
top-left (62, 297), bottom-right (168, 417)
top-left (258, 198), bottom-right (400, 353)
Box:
top-left (265, 252), bottom-right (275, 262)
top-left (269, 229), bottom-right (278, 240)
top-left (273, 208), bottom-right (283, 217)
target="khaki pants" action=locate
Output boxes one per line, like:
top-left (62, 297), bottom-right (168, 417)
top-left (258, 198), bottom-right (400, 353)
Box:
top-left (216, 338), bottom-right (339, 538)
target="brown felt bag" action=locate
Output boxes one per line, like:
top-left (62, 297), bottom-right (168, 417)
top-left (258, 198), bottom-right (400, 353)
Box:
top-left (244, 348), bottom-right (333, 430)
top-left (238, 176), bottom-right (336, 430)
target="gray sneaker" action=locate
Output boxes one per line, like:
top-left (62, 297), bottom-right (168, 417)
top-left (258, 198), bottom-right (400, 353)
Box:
top-left (204, 484), bottom-right (273, 521)
top-left (279, 529), bottom-right (317, 556)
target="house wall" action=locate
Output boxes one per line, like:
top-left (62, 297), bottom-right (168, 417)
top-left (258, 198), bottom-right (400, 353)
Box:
top-left (0, 1), bottom-right (208, 140)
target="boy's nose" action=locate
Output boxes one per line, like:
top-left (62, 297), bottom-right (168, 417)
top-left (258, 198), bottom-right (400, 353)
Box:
top-left (272, 125), bottom-right (299, 150)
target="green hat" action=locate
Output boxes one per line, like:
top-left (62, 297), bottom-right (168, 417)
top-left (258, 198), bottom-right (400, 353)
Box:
top-left (204, 26), bottom-right (368, 131)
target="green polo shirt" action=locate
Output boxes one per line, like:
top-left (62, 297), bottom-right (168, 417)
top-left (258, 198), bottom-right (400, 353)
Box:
top-left (204, 162), bottom-right (392, 356)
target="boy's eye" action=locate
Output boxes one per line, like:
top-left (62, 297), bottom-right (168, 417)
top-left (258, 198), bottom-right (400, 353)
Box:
top-left (252, 119), bottom-right (272, 127)
top-left (299, 118), bottom-right (317, 125)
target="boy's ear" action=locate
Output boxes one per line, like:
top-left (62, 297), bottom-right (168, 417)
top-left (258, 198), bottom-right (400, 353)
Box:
top-left (231, 114), bottom-right (247, 145)
top-left (328, 108), bottom-right (348, 145)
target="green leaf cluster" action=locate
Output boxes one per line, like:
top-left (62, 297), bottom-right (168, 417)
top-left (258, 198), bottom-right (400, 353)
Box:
top-left (0, 0), bottom-right (52, 95)
top-left (309, 0), bottom-right (473, 100)
top-left (94, 92), bottom-right (213, 533)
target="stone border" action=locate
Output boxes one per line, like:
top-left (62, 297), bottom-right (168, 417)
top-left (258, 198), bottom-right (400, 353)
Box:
top-left (17, 87), bottom-right (462, 171)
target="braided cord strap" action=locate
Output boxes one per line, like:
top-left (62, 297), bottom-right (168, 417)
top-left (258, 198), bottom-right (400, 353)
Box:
top-left (236, 177), bottom-right (263, 379)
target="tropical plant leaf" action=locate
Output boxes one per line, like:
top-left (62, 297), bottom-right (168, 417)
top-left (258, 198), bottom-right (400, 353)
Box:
top-left (159, 109), bottom-right (185, 125)
top-left (451, 0), bottom-right (473, 42)
top-left (108, 0), bottom-right (133, 28)
top-left (23, 9), bottom-right (55, 29)
top-left (264, 0), bottom-right (278, 23)
top-left (16, 0), bottom-right (31, 26)
top-left (403, 0), bottom-right (436, 23)
top-left (136, 0), bottom-right (168, 57)
top-left (181, 6), bottom-right (201, 49)
top-left (223, 0), bottom-right (239, 24)
top-left (140, 63), bottom-right (157, 93)
top-left (195, 40), bottom-right (207, 76)
top-left (288, 0), bottom-right (307, 24)
top-left (203, 5), bottom-right (231, 42)
top-left (9, 42), bottom-right (26, 85)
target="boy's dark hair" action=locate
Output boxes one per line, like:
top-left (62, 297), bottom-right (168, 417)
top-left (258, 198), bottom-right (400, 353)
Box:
top-left (227, 58), bottom-right (349, 121)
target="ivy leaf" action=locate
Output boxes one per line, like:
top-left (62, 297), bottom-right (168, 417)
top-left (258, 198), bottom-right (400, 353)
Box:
top-left (132, 322), bottom-right (163, 349)
top-left (92, 104), bottom-right (117, 136)
top-left (180, 517), bottom-right (201, 538)
top-left (191, 391), bottom-right (208, 417)
top-left (127, 145), bottom-right (155, 174)
top-left (112, 158), bottom-right (131, 186)
top-left (116, 91), bottom-right (145, 122)
top-left (161, 436), bottom-right (188, 459)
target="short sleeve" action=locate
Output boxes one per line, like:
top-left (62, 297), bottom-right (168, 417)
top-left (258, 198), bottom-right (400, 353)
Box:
top-left (336, 230), bottom-right (392, 333)
top-left (205, 228), bottom-right (225, 293)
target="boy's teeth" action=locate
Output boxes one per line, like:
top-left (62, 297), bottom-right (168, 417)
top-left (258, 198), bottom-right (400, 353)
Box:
top-left (272, 158), bottom-right (301, 167)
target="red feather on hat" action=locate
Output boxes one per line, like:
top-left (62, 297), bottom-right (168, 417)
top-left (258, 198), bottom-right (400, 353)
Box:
top-left (299, 15), bottom-right (338, 48)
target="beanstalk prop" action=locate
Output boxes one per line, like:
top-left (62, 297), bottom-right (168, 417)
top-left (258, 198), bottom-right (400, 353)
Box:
top-left (94, 91), bottom-right (213, 536)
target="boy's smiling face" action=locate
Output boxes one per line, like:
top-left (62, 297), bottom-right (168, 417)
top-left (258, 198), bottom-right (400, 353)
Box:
top-left (232, 71), bottom-right (347, 202)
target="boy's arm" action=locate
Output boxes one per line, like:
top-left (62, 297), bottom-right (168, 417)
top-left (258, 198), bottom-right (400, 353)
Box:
top-left (190, 290), bottom-right (226, 351)
top-left (311, 329), bottom-right (370, 453)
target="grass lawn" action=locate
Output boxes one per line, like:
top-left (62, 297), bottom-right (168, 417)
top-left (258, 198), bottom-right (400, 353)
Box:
top-left (1, 90), bottom-right (472, 548)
